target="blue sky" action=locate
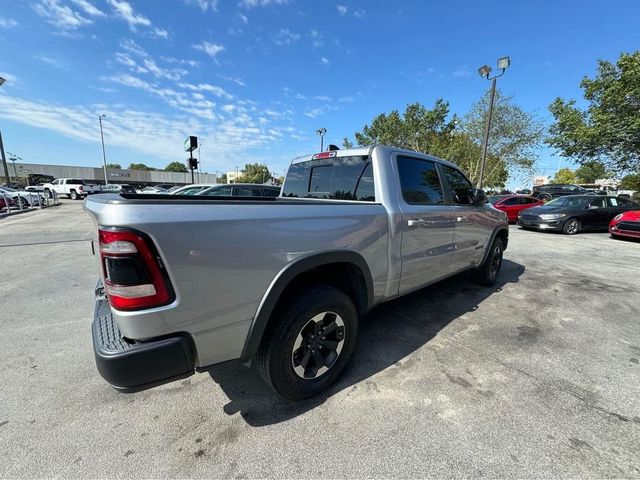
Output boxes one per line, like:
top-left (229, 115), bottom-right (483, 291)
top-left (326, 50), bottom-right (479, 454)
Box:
top-left (0, 0), bottom-right (639, 187)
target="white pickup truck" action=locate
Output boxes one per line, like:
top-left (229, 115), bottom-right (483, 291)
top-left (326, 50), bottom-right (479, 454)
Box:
top-left (43, 178), bottom-right (100, 200)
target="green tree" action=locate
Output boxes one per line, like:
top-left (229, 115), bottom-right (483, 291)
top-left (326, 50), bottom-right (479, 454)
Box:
top-left (547, 51), bottom-right (640, 172)
top-left (620, 173), bottom-right (640, 191)
top-left (128, 163), bottom-right (155, 171)
top-left (349, 93), bottom-right (542, 189)
top-left (165, 161), bottom-right (188, 173)
top-left (551, 168), bottom-right (577, 184)
top-left (105, 163), bottom-right (121, 169)
top-left (574, 160), bottom-right (608, 183)
top-left (237, 163), bottom-right (270, 183)
top-left (342, 138), bottom-right (354, 149)
top-left (218, 173), bottom-right (227, 184)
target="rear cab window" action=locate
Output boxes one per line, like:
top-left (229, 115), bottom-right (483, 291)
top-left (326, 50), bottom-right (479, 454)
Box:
top-left (396, 156), bottom-right (444, 204)
top-left (282, 155), bottom-right (375, 201)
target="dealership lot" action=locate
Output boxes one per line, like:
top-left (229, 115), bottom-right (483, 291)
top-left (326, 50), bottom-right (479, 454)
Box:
top-left (1, 200), bottom-right (639, 478)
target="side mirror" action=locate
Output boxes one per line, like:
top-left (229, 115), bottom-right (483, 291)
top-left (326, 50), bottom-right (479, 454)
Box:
top-left (471, 188), bottom-right (487, 206)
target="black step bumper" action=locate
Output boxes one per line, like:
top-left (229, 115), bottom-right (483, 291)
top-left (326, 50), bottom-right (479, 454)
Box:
top-left (92, 296), bottom-right (195, 392)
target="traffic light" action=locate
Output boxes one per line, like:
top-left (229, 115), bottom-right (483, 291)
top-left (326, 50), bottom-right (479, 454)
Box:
top-left (188, 158), bottom-right (199, 170)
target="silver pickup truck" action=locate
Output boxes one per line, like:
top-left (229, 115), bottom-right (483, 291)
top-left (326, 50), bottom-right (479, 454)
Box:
top-left (84, 145), bottom-right (508, 399)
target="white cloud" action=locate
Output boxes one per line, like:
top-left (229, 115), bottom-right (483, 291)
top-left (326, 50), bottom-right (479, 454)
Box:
top-left (70, 0), bottom-right (105, 17)
top-left (178, 82), bottom-right (233, 100)
top-left (310, 29), bottom-right (323, 47)
top-left (152, 27), bottom-right (169, 38)
top-left (239, 0), bottom-right (288, 8)
top-left (0, 72), bottom-right (18, 84)
top-left (35, 55), bottom-right (66, 69)
top-left (192, 41), bottom-right (225, 59)
top-left (274, 28), bottom-right (300, 46)
top-left (305, 108), bottom-right (324, 118)
top-left (238, 14), bottom-right (248, 24)
top-left (453, 65), bottom-right (471, 77)
top-left (183, 0), bottom-right (219, 10)
top-left (0, 17), bottom-right (19, 28)
top-left (107, 0), bottom-right (151, 29)
top-left (320, 56), bottom-right (330, 65)
top-left (162, 56), bottom-right (199, 67)
top-left (33, 0), bottom-right (92, 30)
top-left (336, 5), bottom-right (347, 15)
top-left (353, 8), bottom-right (365, 18)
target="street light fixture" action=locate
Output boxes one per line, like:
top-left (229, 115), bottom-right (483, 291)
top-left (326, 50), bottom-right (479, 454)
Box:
top-left (0, 76), bottom-right (11, 185)
top-left (316, 128), bottom-right (327, 152)
top-left (476, 56), bottom-right (511, 189)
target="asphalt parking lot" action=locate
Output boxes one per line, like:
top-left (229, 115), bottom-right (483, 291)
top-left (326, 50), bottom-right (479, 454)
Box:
top-left (1, 199), bottom-right (639, 478)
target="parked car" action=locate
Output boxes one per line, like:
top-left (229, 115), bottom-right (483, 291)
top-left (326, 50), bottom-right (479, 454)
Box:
top-left (155, 183), bottom-right (177, 191)
top-left (25, 184), bottom-right (46, 193)
top-left (168, 183), bottom-right (217, 195)
top-left (195, 183), bottom-right (281, 197)
top-left (489, 195), bottom-right (543, 223)
top-left (0, 195), bottom-right (14, 211)
top-left (531, 184), bottom-right (589, 202)
top-left (100, 184), bottom-right (137, 194)
top-left (137, 186), bottom-right (167, 194)
top-left (609, 210), bottom-right (640, 240)
top-left (43, 178), bottom-right (100, 200)
top-left (0, 186), bottom-right (46, 207)
top-left (515, 189), bottom-right (532, 195)
top-left (518, 195), bottom-right (640, 234)
top-left (84, 145), bottom-right (508, 400)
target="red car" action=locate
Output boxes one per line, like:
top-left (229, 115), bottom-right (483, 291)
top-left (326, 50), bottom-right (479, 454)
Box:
top-left (609, 210), bottom-right (640, 240)
top-left (0, 196), bottom-right (14, 212)
top-left (489, 195), bottom-right (544, 223)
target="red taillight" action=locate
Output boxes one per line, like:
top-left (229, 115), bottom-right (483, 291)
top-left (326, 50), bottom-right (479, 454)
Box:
top-left (312, 151), bottom-right (337, 160)
top-left (79, 186), bottom-right (84, 192)
top-left (98, 228), bottom-right (173, 311)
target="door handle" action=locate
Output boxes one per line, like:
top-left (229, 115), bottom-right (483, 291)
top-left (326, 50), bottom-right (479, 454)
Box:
top-left (407, 219), bottom-right (425, 227)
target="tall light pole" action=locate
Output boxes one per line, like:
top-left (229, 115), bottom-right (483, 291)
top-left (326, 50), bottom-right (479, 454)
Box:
top-left (316, 128), bottom-right (327, 152)
top-left (235, 165), bottom-right (239, 183)
top-left (0, 76), bottom-right (11, 185)
top-left (477, 56), bottom-right (510, 189)
top-left (98, 114), bottom-right (109, 186)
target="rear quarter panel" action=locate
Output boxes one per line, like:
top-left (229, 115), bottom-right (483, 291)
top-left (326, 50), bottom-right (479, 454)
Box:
top-left (86, 198), bottom-right (389, 367)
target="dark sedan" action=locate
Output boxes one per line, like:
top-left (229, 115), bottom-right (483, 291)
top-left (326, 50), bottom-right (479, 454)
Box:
top-left (517, 195), bottom-right (640, 235)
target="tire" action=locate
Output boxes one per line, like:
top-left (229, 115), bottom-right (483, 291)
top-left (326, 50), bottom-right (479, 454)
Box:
top-left (70, 190), bottom-right (78, 200)
top-left (17, 197), bottom-right (29, 208)
top-left (472, 237), bottom-right (504, 286)
top-left (256, 284), bottom-right (358, 400)
top-left (562, 217), bottom-right (580, 235)
top-left (540, 194), bottom-right (552, 203)
top-left (44, 189), bottom-right (52, 199)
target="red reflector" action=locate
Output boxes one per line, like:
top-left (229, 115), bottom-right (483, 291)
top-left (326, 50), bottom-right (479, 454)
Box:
top-left (99, 229), bottom-right (173, 311)
top-left (312, 151), bottom-right (337, 160)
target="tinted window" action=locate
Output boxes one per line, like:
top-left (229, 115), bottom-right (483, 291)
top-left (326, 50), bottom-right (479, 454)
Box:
top-left (234, 186), bottom-right (261, 196)
top-left (441, 165), bottom-right (473, 204)
top-left (354, 163), bottom-right (375, 201)
top-left (205, 186), bottom-right (232, 196)
top-left (261, 187), bottom-right (281, 197)
top-left (69, 179), bottom-right (85, 185)
top-left (502, 197), bottom-right (518, 206)
top-left (396, 156), bottom-right (443, 205)
top-left (589, 197), bottom-right (606, 208)
top-left (283, 156), bottom-right (374, 201)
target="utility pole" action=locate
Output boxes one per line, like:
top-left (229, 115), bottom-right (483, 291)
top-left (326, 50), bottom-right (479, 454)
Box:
top-left (98, 115), bottom-right (109, 186)
top-left (235, 165), bottom-right (239, 183)
top-left (316, 128), bottom-right (327, 152)
top-left (0, 76), bottom-right (10, 185)
top-left (477, 56), bottom-right (511, 190)
top-left (0, 131), bottom-right (9, 185)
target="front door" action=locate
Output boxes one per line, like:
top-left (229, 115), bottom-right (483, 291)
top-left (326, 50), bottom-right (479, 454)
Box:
top-left (439, 164), bottom-right (489, 270)
top-left (396, 155), bottom-right (456, 293)
top-left (583, 197), bottom-right (610, 229)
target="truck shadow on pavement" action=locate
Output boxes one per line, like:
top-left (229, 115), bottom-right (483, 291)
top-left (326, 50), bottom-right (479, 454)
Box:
top-left (207, 259), bottom-right (525, 427)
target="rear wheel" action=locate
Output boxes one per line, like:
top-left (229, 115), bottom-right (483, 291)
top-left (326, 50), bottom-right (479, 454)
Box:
top-left (70, 190), bottom-right (78, 200)
top-left (17, 197), bottom-right (29, 208)
top-left (562, 217), bottom-right (580, 235)
top-left (256, 284), bottom-right (358, 400)
top-left (472, 237), bottom-right (504, 286)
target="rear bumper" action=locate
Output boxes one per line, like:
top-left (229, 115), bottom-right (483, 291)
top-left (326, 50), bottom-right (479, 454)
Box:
top-left (92, 296), bottom-right (195, 392)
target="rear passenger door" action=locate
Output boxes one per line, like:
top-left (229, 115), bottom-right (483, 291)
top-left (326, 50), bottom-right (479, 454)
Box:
top-left (439, 165), bottom-right (489, 270)
top-left (396, 155), bottom-right (457, 293)
top-left (232, 186), bottom-right (262, 197)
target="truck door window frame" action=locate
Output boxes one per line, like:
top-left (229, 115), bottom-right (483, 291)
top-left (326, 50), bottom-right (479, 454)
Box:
top-left (437, 164), bottom-right (475, 205)
top-left (395, 155), bottom-right (446, 206)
